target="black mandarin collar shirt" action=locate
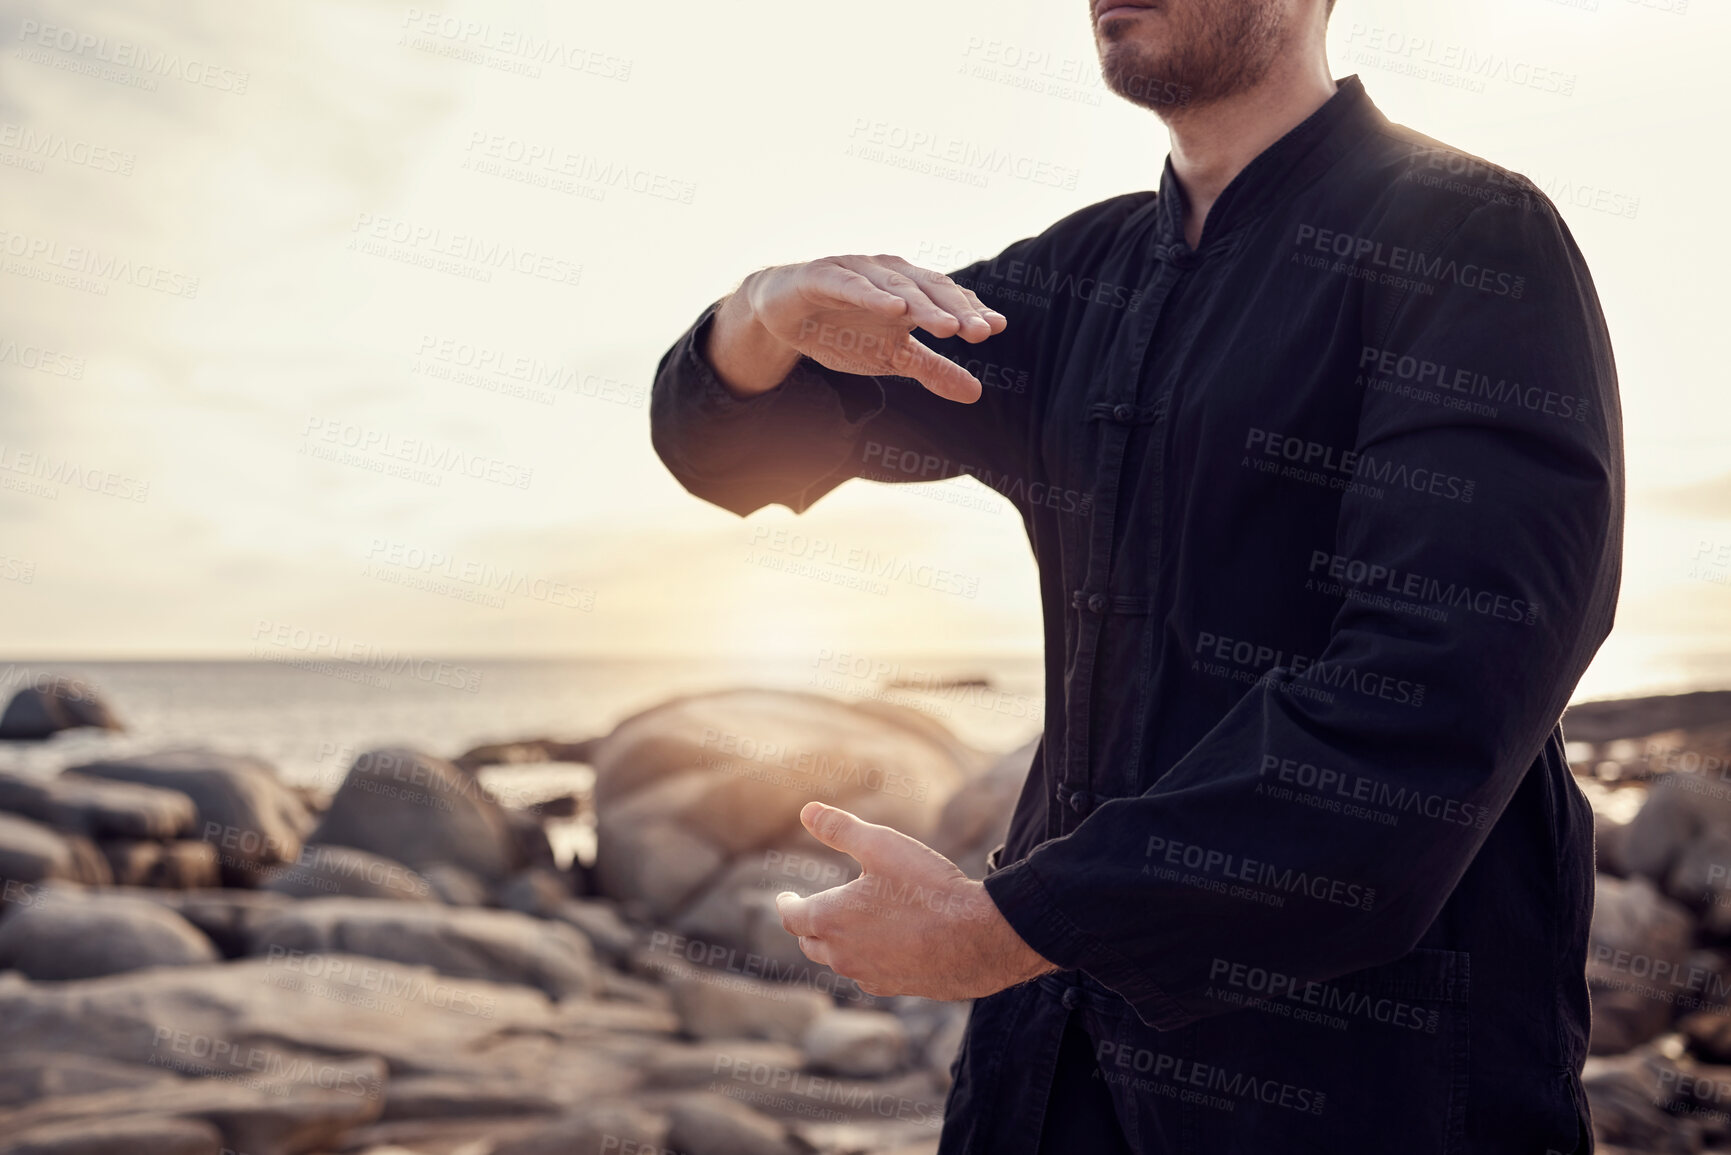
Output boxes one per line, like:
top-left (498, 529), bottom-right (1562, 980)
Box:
top-left (650, 74), bottom-right (1621, 1154)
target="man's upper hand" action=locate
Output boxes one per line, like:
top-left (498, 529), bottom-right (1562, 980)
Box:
top-left (713, 255), bottom-right (1008, 404)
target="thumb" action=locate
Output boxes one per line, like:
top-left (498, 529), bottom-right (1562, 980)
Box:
top-left (800, 801), bottom-right (896, 869)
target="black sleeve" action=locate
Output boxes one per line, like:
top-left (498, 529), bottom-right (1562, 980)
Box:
top-left (648, 196), bottom-right (1149, 518)
top-left (982, 194), bottom-right (1625, 1029)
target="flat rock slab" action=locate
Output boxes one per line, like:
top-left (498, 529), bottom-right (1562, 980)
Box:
top-left (0, 813), bottom-right (110, 889)
top-left (245, 897), bottom-right (599, 1000)
top-left (0, 1114), bottom-right (224, 1155)
top-left (0, 888), bottom-right (218, 980)
top-left (0, 772), bottom-right (196, 841)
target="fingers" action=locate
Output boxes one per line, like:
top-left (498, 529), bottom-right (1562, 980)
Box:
top-left (775, 889), bottom-right (815, 937)
top-left (826, 256), bottom-right (998, 345)
top-left (876, 255), bottom-right (1004, 343)
top-left (889, 334), bottom-right (985, 404)
top-left (795, 935), bottom-right (833, 968)
top-left (802, 261), bottom-right (910, 319)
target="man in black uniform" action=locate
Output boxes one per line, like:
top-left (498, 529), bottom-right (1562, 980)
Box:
top-left (649, 0), bottom-right (1622, 1150)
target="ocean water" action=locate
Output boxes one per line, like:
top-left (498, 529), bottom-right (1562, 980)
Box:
top-left (0, 657), bottom-right (1048, 795)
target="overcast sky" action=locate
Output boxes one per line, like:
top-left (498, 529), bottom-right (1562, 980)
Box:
top-left (0, 0), bottom-right (1724, 702)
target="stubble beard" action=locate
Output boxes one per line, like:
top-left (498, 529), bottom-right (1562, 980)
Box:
top-left (1096, 0), bottom-right (1291, 118)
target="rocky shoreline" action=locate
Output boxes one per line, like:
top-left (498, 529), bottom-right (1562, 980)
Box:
top-left (0, 677), bottom-right (1728, 1154)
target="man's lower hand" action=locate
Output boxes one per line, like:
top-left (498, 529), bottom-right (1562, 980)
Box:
top-left (775, 801), bottom-right (1059, 1001)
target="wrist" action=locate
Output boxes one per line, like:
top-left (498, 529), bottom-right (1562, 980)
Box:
top-left (708, 271), bottom-right (799, 398)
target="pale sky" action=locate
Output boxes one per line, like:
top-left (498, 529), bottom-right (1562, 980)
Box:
top-left (0, 0), bottom-right (1725, 702)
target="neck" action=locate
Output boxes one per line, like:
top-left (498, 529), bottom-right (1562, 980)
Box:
top-left (1165, 54), bottom-right (1338, 249)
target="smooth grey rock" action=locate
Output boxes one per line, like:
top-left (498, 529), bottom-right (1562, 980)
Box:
top-left (0, 813), bottom-right (110, 890)
top-left (0, 1071), bottom-right (384, 1155)
top-left (308, 748), bottom-right (519, 883)
top-left (801, 1008), bottom-right (910, 1077)
top-left (0, 771), bottom-right (195, 841)
top-left (1581, 1047), bottom-right (1700, 1153)
top-left (641, 1040), bottom-right (806, 1091)
top-left (0, 678), bottom-right (122, 741)
top-left (69, 750), bottom-right (309, 881)
top-left (423, 863), bottom-right (489, 906)
top-left (0, 1051), bottom-right (179, 1109)
top-left (379, 1073), bottom-right (563, 1120)
top-left (100, 841), bottom-right (220, 890)
top-left (666, 1091), bottom-right (801, 1155)
top-left (1588, 875), bottom-right (1696, 1054)
top-left (661, 961), bottom-right (832, 1045)
top-left (260, 845), bottom-right (432, 903)
top-left (0, 889), bottom-right (218, 980)
top-left (0, 1115), bottom-right (222, 1155)
top-left (246, 897), bottom-right (599, 999)
top-left (490, 1104), bottom-right (671, 1155)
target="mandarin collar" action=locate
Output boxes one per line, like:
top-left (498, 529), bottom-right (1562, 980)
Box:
top-left (1153, 74), bottom-right (1385, 254)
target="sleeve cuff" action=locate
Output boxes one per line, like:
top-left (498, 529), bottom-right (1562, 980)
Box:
top-left (984, 853), bottom-right (1193, 1030)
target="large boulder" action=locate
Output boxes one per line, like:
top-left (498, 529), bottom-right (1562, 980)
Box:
top-left (0, 889), bottom-right (218, 980)
top-left (245, 897), bottom-right (599, 999)
top-left (588, 690), bottom-right (979, 943)
top-left (0, 678), bottom-right (122, 740)
top-left (1588, 874), bottom-right (1696, 1054)
top-left (68, 751), bottom-right (310, 881)
top-left (1623, 771), bottom-right (1731, 886)
top-left (307, 748), bottom-right (520, 884)
top-left (0, 813), bottom-right (110, 892)
top-left (259, 845), bottom-right (433, 903)
top-left (0, 772), bottom-right (196, 841)
top-left (931, 737), bottom-right (1037, 880)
